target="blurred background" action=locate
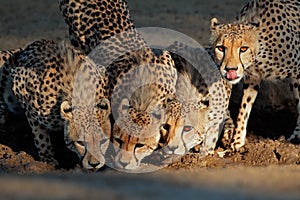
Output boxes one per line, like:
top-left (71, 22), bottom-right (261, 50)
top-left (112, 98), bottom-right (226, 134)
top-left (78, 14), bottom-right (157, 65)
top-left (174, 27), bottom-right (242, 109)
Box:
top-left (0, 0), bottom-right (248, 50)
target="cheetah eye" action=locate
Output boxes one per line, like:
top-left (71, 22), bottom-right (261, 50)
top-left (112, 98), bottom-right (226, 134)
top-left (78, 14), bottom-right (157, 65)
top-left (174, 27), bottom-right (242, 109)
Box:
top-left (216, 46), bottom-right (225, 52)
top-left (183, 126), bottom-right (193, 133)
top-left (240, 46), bottom-right (249, 53)
top-left (75, 141), bottom-right (85, 147)
top-left (152, 112), bottom-right (161, 120)
top-left (121, 104), bottom-right (131, 110)
top-left (135, 143), bottom-right (145, 148)
top-left (100, 139), bottom-right (108, 145)
top-left (152, 109), bottom-right (162, 120)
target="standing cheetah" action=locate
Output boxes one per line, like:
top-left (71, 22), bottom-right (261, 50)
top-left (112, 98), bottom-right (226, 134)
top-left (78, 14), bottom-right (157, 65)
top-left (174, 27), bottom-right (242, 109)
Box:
top-left (10, 40), bottom-right (111, 170)
top-left (210, 0), bottom-right (299, 151)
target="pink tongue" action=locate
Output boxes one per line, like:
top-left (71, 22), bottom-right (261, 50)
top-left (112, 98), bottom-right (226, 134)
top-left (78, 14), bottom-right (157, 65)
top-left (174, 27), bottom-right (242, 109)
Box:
top-left (226, 70), bottom-right (238, 80)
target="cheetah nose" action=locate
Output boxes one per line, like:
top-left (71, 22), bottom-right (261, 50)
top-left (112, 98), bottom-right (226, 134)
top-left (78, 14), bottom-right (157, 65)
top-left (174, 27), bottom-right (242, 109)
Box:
top-left (163, 145), bottom-right (178, 154)
top-left (88, 161), bottom-right (101, 169)
top-left (118, 160), bottom-right (129, 168)
top-left (225, 66), bottom-right (238, 71)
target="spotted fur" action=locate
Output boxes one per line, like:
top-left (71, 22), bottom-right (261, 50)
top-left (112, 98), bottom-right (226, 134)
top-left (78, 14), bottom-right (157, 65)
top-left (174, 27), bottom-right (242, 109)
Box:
top-left (165, 42), bottom-right (232, 156)
top-left (210, 0), bottom-right (300, 151)
top-left (10, 40), bottom-right (111, 169)
top-left (58, 0), bottom-right (135, 54)
top-left (160, 72), bottom-right (210, 156)
top-left (59, 0), bottom-right (178, 171)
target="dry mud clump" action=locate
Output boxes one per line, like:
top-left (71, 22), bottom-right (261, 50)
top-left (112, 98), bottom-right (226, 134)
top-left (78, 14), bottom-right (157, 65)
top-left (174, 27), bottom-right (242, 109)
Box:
top-left (169, 135), bottom-right (300, 170)
top-left (0, 144), bottom-right (55, 174)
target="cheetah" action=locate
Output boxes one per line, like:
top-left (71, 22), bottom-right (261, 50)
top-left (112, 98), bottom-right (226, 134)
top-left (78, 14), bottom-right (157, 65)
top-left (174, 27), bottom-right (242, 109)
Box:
top-left (160, 72), bottom-right (210, 156)
top-left (210, 0), bottom-right (300, 152)
top-left (161, 42), bottom-right (232, 157)
top-left (9, 40), bottom-right (111, 170)
top-left (59, 0), bottom-right (179, 171)
top-left (109, 48), bottom-right (177, 171)
top-left (58, 0), bottom-right (136, 55)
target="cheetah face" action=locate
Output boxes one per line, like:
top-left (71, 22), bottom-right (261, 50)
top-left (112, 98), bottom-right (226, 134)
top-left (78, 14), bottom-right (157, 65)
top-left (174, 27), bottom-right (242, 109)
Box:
top-left (112, 126), bottom-right (161, 171)
top-left (112, 98), bottom-right (165, 171)
top-left (60, 98), bottom-right (111, 170)
top-left (210, 18), bottom-right (260, 84)
top-left (160, 100), bottom-right (209, 155)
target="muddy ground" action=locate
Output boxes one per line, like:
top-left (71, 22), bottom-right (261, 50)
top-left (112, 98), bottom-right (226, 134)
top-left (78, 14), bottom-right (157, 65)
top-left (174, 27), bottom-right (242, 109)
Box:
top-left (0, 0), bottom-right (299, 199)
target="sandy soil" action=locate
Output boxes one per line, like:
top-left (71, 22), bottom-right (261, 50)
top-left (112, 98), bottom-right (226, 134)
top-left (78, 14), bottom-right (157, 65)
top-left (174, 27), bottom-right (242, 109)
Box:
top-left (0, 0), bottom-right (299, 199)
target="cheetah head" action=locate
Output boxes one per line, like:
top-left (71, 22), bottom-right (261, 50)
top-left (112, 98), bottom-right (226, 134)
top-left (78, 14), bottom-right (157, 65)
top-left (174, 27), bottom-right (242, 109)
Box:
top-left (160, 99), bottom-right (209, 155)
top-left (112, 95), bottom-right (166, 171)
top-left (160, 72), bottom-right (211, 156)
top-left (60, 97), bottom-right (111, 170)
top-left (210, 18), bottom-right (260, 84)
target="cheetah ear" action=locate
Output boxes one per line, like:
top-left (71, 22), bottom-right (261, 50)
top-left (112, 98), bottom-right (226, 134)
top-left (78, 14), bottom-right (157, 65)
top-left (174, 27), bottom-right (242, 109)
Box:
top-left (198, 95), bottom-right (210, 109)
top-left (97, 98), bottom-right (110, 110)
top-left (250, 22), bottom-right (260, 27)
top-left (210, 18), bottom-right (221, 30)
top-left (163, 93), bottom-right (176, 106)
top-left (118, 98), bottom-right (130, 116)
top-left (61, 101), bottom-right (73, 120)
top-left (97, 98), bottom-right (111, 118)
top-left (248, 21), bottom-right (260, 28)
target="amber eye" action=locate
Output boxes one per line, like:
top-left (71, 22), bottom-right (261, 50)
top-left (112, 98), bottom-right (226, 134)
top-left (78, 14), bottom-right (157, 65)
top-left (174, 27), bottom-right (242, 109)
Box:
top-left (183, 126), bottom-right (193, 132)
top-left (216, 46), bottom-right (225, 52)
top-left (240, 46), bottom-right (249, 53)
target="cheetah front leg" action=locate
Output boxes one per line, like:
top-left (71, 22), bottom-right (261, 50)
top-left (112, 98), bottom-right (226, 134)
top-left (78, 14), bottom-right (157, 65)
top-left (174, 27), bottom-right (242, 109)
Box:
top-left (202, 110), bottom-right (235, 157)
top-left (221, 109), bottom-right (235, 148)
top-left (27, 117), bottom-right (58, 165)
top-left (0, 106), bottom-right (7, 125)
top-left (217, 110), bottom-right (236, 157)
top-left (288, 79), bottom-right (300, 143)
top-left (231, 83), bottom-right (260, 151)
top-left (0, 88), bottom-right (8, 126)
top-left (200, 122), bottom-right (220, 157)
